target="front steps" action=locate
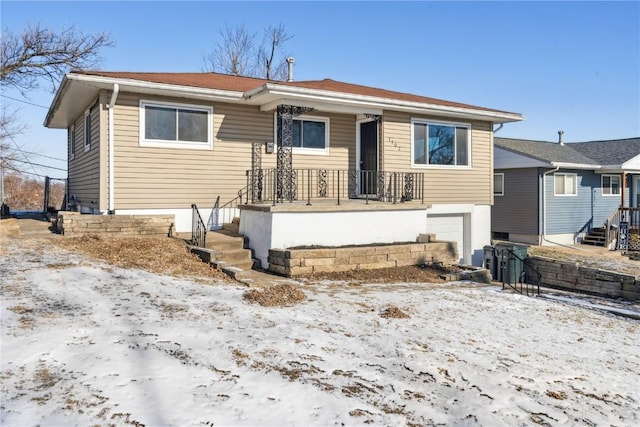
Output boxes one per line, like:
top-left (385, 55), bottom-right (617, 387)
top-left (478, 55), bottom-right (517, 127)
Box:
top-left (583, 227), bottom-right (606, 246)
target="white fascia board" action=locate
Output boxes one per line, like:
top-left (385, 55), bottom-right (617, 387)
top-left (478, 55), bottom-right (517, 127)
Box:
top-left (248, 83), bottom-right (524, 124)
top-left (67, 73), bottom-right (245, 102)
top-left (550, 162), bottom-right (601, 170)
top-left (259, 97), bottom-right (383, 115)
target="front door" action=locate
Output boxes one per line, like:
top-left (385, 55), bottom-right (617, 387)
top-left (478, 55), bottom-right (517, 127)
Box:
top-left (359, 121), bottom-right (378, 195)
top-left (634, 176), bottom-right (640, 207)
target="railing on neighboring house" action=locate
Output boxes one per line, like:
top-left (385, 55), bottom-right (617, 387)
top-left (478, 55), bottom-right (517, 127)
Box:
top-left (604, 207), bottom-right (621, 249)
top-left (246, 168), bottom-right (425, 206)
top-left (191, 204), bottom-right (207, 248)
top-left (619, 207), bottom-right (640, 229)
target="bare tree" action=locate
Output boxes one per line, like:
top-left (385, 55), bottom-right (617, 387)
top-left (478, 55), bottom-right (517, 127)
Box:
top-left (258, 24), bottom-right (293, 80)
top-left (203, 24), bottom-right (257, 77)
top-left (0, 23), bottom-right (112, 192)
top-left (203, 23), bottom-right (293, 80)
top-left (1, 23), bottom-right (113, 94)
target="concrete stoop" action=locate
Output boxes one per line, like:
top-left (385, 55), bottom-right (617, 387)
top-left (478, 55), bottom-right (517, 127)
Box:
top-left (188, 228), bottom-right (260, 282)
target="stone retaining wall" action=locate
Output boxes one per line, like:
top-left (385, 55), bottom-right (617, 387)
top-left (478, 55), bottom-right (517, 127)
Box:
top-left (57, 212), bottom-right (174, 237)
top-left (528, 255), bottom-right (640, 300)
top-left (268, 241), bottom-right (457, 277)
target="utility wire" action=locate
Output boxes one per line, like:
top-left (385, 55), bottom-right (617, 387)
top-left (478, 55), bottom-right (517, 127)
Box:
top-left (1, 130), bottom-right (40, 177)
top-left (2, 148), bottom-right (66, 163)
top-left (0, 94), bottom-right (49, 109)
top-left (2, 157), bottom-right (67, 172)
top-left (3, 164), bottom-right (63, 180)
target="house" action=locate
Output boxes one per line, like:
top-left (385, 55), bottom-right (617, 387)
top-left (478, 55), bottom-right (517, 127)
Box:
top-left (44, 70), bottom-right (524, 267)
top-left (492, 135), bottom-right (640, 248)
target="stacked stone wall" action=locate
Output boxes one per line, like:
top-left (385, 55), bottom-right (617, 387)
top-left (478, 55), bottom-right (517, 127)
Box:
top-left (268, 241), bottom-right (457, 277)
top-left (528, 255), bottom-right (639, 300)
top-left (57, 212), bottom-right (174, 238)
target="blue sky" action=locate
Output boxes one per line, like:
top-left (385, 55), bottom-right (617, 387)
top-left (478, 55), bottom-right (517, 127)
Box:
top-left (2, 1), bottom-right (639, 177)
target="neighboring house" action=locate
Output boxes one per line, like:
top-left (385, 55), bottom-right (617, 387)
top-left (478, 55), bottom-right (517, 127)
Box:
top-left (492, 136), bottom-right (640, 246)
top-left (45, 70), bottom-right (523, 266)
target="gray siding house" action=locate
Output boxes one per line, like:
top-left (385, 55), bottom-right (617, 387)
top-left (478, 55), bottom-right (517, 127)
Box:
top-left (492, 137), bottom-right (640, 246)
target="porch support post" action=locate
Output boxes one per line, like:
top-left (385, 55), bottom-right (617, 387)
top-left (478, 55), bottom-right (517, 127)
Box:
top-left (276, 105), bottom-right (315, 203)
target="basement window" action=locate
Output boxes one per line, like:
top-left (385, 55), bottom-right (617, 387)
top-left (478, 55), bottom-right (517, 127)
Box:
top-left (140, 100), bottom-right (212, 150)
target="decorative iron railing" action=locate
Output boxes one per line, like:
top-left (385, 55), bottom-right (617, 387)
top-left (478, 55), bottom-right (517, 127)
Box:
top-left (191, 204), bottom-right (207, 248)
top-left (246, 168), bottom-right (425, 205)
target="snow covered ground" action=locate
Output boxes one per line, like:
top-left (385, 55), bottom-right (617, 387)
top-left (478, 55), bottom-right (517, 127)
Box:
top-left (1, 239), bottom-right (639, 426)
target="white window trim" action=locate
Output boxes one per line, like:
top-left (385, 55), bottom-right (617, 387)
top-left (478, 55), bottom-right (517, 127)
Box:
top-left (273, 114), bottom-right (330, 156)
top-left (70, 125), bottom-right (76, 160)
top-left (139, 100), bottom-right (213, 150)
top-left (554, 172), bottom-right (577, 196)
top-left (410, 118), bottom-right (472, 169)
top-left (601, 174), bottom-right (621, 197)
top-left (83, 109), bottom-right (91, 152)
top-left (494, 173), bottom-right (504, 196)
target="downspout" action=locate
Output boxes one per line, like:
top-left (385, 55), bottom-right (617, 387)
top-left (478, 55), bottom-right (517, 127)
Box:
top-left (540, 166), bottom-right (559, 245)
top-left (541, 166), bottom-right (589, 250)
top-left (108, 83), bottom-right (119, 213)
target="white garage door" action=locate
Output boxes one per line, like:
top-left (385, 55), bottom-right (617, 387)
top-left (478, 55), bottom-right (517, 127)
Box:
top-left (427, 214), bottom-right (464, 263)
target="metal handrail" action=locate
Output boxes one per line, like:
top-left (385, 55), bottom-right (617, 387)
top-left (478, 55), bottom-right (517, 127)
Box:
top-left (191, 203), bottom-right (207, 248)
top-left (495, 247), bottom-right (541, 296)
top-left (245, 168), bottom-right (425, 206)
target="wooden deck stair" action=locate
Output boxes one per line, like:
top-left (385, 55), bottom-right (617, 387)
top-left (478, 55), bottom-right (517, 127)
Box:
top-left (582, 227), bottom-right (606, 246)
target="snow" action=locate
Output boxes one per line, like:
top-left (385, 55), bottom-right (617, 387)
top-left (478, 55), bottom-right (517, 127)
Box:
top-left (1, 239), bottom-right (639, 426)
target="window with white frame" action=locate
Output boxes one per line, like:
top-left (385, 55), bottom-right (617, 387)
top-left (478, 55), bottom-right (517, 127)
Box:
top-left (554, 173), bottom-right (577, 196)
top-left (412, 120), bottom-right (470, 167)
top-left (275, 115), bottom-right (329, 154)
top-left (602, 174), bottom-right (621, 196)
top-left (70, 125), bottom-right (76, 159)
top-left (494, 173), bottom-right (504, 196)
top-left (140, 101), bottom-right (212, 149)
top-left (83, 108), bottom-right (92, 151)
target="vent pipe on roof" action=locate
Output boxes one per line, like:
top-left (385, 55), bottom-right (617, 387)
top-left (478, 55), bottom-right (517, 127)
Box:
top-left (286, 57), bottom-right (295, 82)
top-left (558, 130), bottom-right (565, 145)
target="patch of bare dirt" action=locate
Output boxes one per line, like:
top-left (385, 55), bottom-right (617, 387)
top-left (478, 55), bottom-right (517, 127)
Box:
top-left (301, 265), bottom-right (450, 284)
top-left (380, 305), bottom-right (410, 319)
top-left (243, 284), bottom-right (306, 307)
top-left (52, 235), bottom-right (231, 283)
top-left (0, 218), bottom-right (21, 239)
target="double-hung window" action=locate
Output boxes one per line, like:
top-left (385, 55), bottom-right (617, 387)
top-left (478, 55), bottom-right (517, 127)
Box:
top-left (554, 173), bottom-right (577, 196)
top-left (602, 175), bottom-right (621, 196)
top-left (275, 115), bottom-right (329, 154)
top-left (140, 101), bottom-right (212, 149)
top-left (494, 173), bottom-right (504, 196)
top-left (412, 120), bottom-right (470, 167)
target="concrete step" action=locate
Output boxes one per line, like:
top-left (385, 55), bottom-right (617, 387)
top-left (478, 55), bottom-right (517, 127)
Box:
top-left (223, 222), bottom-right (240, 234)
top-left (212, 248), bottom-right (252, 263)
top-left (205, 233), bottom-right (245, 251)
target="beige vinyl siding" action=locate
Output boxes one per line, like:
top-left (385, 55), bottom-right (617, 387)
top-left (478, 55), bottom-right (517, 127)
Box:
top-left (67, 100), bottom-right (101, 210)
top-left (381, 111), bottom-right (493, 205)
top-left (112, 94), bottom-right (356, 209)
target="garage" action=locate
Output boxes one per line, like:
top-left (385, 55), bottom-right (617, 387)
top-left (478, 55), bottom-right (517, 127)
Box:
top-left (427, 214), bottom-right (465, 263)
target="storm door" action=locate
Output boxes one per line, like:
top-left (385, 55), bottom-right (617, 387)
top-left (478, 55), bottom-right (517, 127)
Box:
top-left (359, 120), bottom-right (378, 195)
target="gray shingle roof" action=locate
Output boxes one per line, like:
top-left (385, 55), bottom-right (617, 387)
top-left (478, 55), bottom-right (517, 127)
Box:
top-left (494, 137), bottom-right (598, 165)
top-left (569, 138), bottom-right (640, 165)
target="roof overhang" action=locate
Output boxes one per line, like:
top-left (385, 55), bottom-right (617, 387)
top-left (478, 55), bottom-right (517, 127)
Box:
top-left (45, 73), bottom-right (247, 128)
top-left (245, 83), bottom-right (524, 124)
top-left (550, 162), bottom-right (600, 170)
top-left (46, 73), bottom-right (525, 129)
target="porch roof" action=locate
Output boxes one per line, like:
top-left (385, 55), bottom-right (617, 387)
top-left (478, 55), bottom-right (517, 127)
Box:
top-left (45, 70), bottom-right (524, 128)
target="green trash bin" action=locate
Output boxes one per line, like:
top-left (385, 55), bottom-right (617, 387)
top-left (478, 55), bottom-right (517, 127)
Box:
top-left (495, 243), bottom-right (528, 284)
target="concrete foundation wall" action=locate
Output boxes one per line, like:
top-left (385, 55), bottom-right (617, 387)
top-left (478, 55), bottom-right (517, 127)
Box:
top-left (58, 211), bottom-right (174, 237)
top-left (268, 241), bottom-right (458, 277)
top-left (528, 255), bottom-right (639, 300)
